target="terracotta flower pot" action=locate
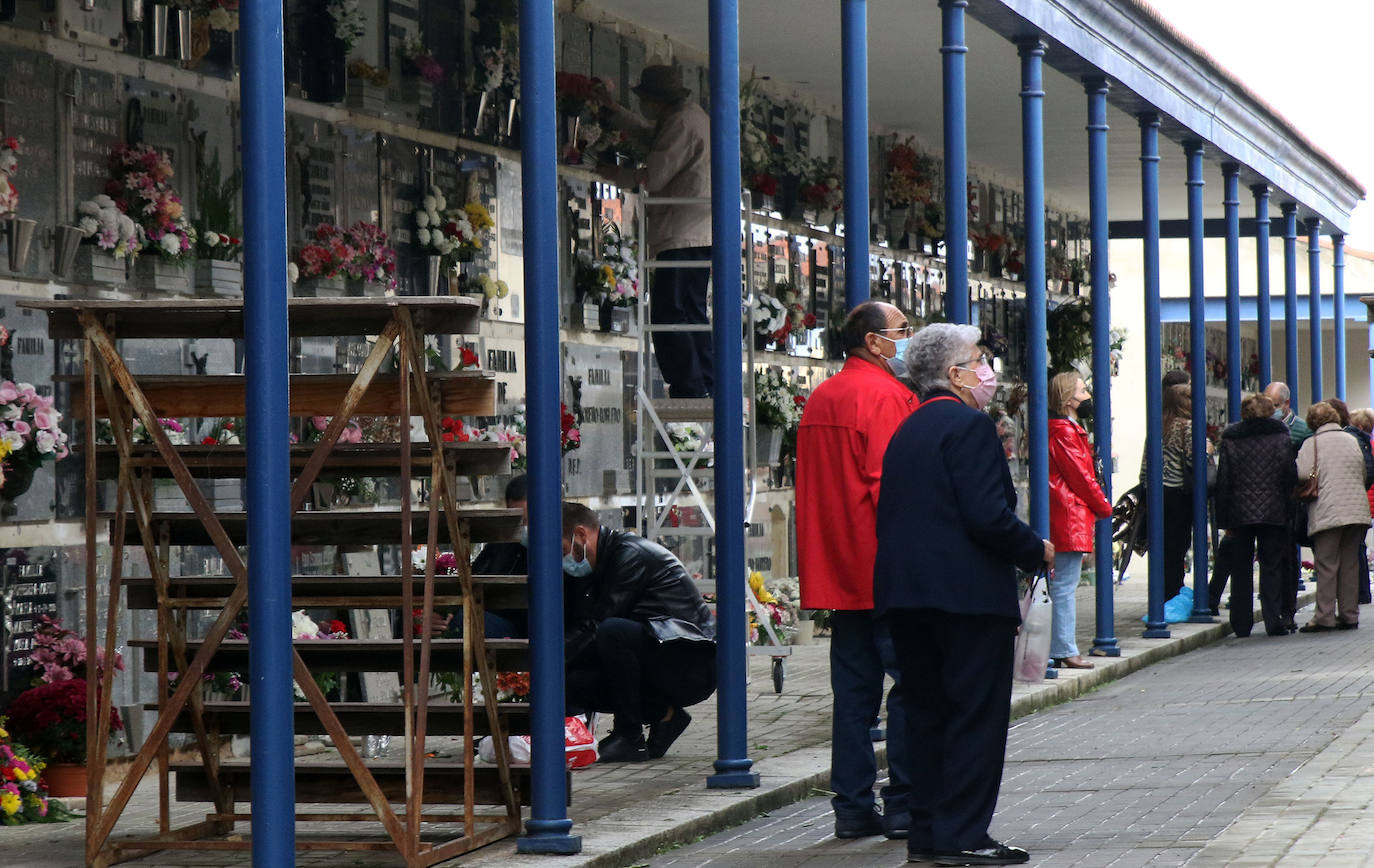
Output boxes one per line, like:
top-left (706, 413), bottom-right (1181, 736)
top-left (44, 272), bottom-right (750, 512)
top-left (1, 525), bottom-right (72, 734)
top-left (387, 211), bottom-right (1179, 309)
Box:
top-left (43, 762), bottom-right (88, 798)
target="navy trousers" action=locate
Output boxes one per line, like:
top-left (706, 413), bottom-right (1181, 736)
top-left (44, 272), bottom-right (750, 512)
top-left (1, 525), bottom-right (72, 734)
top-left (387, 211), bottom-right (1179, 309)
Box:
top-left (650, 246), bottom-right (713, 398)
top-left (889, 608), bottom-right (1016, 853)
top-left (828, 610), bottom-right (909, 823)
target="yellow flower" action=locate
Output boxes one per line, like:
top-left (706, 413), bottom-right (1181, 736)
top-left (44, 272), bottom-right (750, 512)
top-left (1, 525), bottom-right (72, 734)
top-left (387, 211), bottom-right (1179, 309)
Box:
top-left (0, 440), bottom-right (11, 461)
top-left (0, 792), bottom-right (19, 815)
top-left (748, 571), bottom-right (776, 604)
top-left (0, 725), bottom-right (8, 739)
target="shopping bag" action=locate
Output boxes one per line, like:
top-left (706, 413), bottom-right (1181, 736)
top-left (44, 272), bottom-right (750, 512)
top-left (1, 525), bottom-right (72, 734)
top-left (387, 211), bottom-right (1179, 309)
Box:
top-left (1163, 586), bottom-right (1194, 623)
top-left (1013, 569), bottom-right (1052, 683)
top-left (477, 714), bottom-right (598, 769)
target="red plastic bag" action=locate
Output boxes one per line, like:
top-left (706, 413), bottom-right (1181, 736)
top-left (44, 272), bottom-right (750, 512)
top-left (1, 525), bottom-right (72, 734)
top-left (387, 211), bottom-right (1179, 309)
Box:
top-left (478, 715), bottom-right (599, 769)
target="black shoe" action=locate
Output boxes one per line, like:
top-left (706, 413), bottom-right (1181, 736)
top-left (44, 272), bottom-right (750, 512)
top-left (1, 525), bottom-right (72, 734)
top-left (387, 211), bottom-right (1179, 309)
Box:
top-left (908, 852), bottom-right (937, 864)
top-left (646, 707), bottom-right (691, 759)
top-left (834, 809), bottom-right (883, 839)
top-left (883, 811), bottom-right (911, 840)
top-left (1284, 620), bottom-right (1298, 634)
top-left (934, 840), bottom-right (1030, 866)
top-left (1298, 622), bottom-right (1336, 633)
top-left (596, 731), bottom-right (648, 763)
top-left (1337, 621), bottom-right (1359, 630)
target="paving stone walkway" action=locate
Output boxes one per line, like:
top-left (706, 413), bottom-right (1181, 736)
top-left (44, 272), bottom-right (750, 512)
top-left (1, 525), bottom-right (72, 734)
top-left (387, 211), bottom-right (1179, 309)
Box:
top-left (652, 597), bottom-right (1373, 867)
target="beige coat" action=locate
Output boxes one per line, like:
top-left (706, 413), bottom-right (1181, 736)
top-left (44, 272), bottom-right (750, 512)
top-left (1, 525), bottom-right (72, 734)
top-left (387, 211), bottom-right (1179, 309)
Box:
top-left (612, 101), bottom-right (712, 256)
top-left (1296, 423), bottom-right (1371, 535)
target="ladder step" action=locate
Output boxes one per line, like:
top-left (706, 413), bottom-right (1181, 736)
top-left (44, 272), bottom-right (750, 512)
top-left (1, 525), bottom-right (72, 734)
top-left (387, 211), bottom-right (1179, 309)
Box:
top-left (645, 323), bottom-right (713, 333)
top-left (645, 260), bottom-right (713, 269)
top-left (644, 196), bottom-right (713, 206)
top-left (652, 398), bottom-right (715, 422)
top-left (650, 524), bottom-right (716, 536)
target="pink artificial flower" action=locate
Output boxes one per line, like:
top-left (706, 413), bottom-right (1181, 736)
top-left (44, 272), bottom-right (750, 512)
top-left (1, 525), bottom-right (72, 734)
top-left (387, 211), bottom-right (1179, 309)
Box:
top-left (311, 416), bottom-right (329, 432)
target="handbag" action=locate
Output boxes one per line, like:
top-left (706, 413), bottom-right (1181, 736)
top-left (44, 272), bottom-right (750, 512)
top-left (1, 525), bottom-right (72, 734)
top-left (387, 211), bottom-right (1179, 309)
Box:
top-left (1294, 433), bottom-right (1319, 503)
top-left (1013, 568), bottom-right (1053, 683)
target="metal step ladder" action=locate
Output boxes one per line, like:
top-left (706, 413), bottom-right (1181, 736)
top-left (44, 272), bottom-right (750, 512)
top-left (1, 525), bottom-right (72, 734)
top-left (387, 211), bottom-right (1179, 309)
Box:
top-left (632, 190), bottom-right (791, 691)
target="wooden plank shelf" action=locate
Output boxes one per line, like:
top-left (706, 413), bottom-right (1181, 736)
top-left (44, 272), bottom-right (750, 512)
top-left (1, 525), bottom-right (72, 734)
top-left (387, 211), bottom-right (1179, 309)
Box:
top-left (103, 507), bottom-right (523, 546)
top-left (23, 296), bottom-right (482, 341)
top-left (171, 760), bottom-right (555, 807)
top-left (124, 574), bottom-right (529, 610)
top-left (149, 701), bottom-right (530, 738)
top-left (130, 638), bottom-right (531, 672)
top-left (68, 371), bottom-right (497, 419)
top-left (94, 441), bottom-right (513, 479)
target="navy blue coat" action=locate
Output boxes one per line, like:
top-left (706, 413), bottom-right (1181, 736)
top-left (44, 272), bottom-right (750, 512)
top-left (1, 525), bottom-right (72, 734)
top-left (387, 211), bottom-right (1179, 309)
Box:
top-left (874, 389), bottom-right (1045, 620)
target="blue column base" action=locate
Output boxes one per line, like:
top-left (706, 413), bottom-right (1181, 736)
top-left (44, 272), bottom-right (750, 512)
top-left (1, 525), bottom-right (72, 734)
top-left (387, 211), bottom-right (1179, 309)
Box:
top-left (517, 820), bottom-right (582, 855)
top-left (1089, 639), bottom-right (1121, 657)
top-left (1142, 624), bottom-right (1171, 638)
top-left (708, 759), bottom-right (761, 789)
top-left (1186, 610), bottom-right (1216, 624)
top-left (1043, 666), bottom-right (1058, 679)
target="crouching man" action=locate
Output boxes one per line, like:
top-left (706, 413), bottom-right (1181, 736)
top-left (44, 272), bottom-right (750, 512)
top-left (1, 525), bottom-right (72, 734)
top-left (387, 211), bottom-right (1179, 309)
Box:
top-left (561, 501), bottom-right (716, 762)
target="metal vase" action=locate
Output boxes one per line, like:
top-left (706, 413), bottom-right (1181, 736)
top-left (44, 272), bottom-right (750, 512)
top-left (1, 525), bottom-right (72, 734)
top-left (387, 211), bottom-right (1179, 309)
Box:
top-left (125, 0), bottom-right (144, 23)
top-left (150, 3), bottom-right (169, 57)
top-left (53, 225), bottom-right (84, 278)
top-left (426, 256), bottom-right (443, 295)
top-left (174, 7), bottom-right (192, 61)
top-left (4, 217), bottom-right (35, 272)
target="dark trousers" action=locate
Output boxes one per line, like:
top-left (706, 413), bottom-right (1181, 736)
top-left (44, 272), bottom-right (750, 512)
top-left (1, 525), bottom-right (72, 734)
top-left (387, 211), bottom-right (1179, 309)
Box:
top-left (1221, 524), bottom-right (1289, 637)
top-left (650, 246), bottom-right (713, 398)
top-left (829, 610), bottom-right (909, 822)
top-left (888, 608), bottom-right (1016, 853)
top-left (1162, 487), bottom-right (1192, 600)
top-left (565, 617), bottom-right (716, 736)
top-left (1282, 537), bottom-right (1301, 623)
top-left (1360, 544), bottom-right (1372, 605)
top-left (1207, 533), bottom-right (1237, 611)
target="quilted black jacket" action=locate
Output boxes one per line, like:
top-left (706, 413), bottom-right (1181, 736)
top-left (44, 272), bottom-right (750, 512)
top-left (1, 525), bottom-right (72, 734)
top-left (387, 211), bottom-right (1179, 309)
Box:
top-left (1214, 417), bottom-right (1298, 529)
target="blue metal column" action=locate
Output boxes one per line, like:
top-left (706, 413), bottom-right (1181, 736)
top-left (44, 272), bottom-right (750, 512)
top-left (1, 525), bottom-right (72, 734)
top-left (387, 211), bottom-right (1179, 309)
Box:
top-left (1019, 39), bottom-right (1047, 545)
top-left (707, 0), bottom-right (759, 790)
top-left (1140, 114), bottom-right (1169, 639)
top-left (1307, 217), bottom-right (1323, 402)
top-left (1222, 164), bottom-right (1241, 421)
top-left (1252, 185), bottom-right (1272, 385)
top-left (1084, 77), bottom-right (1117, 656)
top-left (941, 0), bottom-right (969, 323)
top-left (1334, 234), bottom-right (1347, 398)
top-left (240, 0), bottom-right (295, 859)
top-left (842, 0), bottom-right (869, 312)
top-left (515, 0), bottom-right (580, 853)
top-left (1282, 204), bottom-right (1300, 405)
top-left (1183, 141), bottom-right (1214, 624)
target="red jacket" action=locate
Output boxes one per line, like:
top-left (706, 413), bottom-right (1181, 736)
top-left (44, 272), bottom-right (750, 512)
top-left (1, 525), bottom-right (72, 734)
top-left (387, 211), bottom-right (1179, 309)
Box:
top-left (1048, 416), bottom-right (1113, 553)
top-left (795, 357), bottom-right (916, 610)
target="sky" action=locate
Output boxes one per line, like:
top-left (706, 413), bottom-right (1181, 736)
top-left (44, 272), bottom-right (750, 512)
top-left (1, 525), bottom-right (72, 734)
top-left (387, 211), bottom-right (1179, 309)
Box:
top-left (1143, 0), bottom-right (1374, 251)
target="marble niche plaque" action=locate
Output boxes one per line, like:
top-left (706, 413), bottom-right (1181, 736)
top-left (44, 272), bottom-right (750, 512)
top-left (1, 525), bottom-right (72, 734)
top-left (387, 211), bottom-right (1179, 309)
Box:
top-left (562, 344), bottom-right (626, 498)
top-left (0, 49), bottom-right (58, 278)
top-left (58, 0), bottom-right (125, 50)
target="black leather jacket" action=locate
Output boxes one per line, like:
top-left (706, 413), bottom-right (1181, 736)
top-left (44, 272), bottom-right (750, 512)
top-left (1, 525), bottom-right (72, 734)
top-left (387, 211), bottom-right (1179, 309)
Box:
top-left (565, 527), bottom-right (715, 660)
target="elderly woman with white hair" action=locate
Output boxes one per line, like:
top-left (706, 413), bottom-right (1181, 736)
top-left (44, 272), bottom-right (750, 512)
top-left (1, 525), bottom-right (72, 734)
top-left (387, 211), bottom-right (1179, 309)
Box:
top-left (874, 322), bottom-right (1052, 866)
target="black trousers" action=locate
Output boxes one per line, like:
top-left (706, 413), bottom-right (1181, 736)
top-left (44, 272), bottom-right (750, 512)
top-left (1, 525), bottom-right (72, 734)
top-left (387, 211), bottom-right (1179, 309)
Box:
top-left (650, 246), bottom-right (713, 398)
top-left (1162, 487), bottom-right (1193, 600)
top-left (888, 608), bottom-right (1016, 853)
top-left (1223, 524), bottom-right (1289, 637)
top-left (828, 610), bottom-right (909, 822)
top-left (565, 617), bottom-right (716, 736)
top-left (1207, 533), bottom-right (1237, 612)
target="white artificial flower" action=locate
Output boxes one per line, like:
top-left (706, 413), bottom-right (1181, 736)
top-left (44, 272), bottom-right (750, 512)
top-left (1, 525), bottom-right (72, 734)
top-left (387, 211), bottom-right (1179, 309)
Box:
top-left (116, 214), bottom-right (136, 238)
top-left (93, 194), bottom-right (115, 209)
top-left (207, 7), bottom-right (231, 30)
top-left (415, 210), bottom-right (430, 228)
top-left (1, 431), bottom-right (22, 451)
top-left (422, 195), bottom-right (437, 213)
top-left (35, 430), bottom-right (55, 454)
top-left (205, 232), bottom-right (220, 248)
top-left (160, 234), bottom-right (182, 255)
top-left (291, 610), bottom-right (319, 639)
top-left (77, 216), bottom-right (99, 237)
top-left (416, 227), bottom-right (431, 246)
top-left (434, 194), bottom-right (447, 211)
top-left (287, 262), bottom-right (299, 284)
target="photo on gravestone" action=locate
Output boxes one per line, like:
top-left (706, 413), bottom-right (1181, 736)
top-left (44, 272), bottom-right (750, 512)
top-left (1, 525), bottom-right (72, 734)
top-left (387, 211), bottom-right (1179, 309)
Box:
top-left (562, 344), bottom-right (624, 498)
top-left (0, 49), bottom-right (58, 279)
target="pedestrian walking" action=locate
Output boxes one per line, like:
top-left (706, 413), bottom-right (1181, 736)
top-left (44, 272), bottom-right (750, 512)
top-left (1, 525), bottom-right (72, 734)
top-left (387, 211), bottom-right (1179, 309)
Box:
top-left (1211, 393), bottom-right (1297, 636)
top-left (795, 301), bottom-right (916, 840)
top-left (1046, 372), bottom-right (1112, 669)
top-left (875, 322), bottom-right (1051, 866)
top-left (1296, 403), bottom-right (1370, 632)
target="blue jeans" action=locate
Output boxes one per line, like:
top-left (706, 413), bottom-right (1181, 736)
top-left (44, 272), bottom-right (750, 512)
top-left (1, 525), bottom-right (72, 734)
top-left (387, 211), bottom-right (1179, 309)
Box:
top-left (1050, 551), bottom-right (1085, 659)
top-left (829, 610), bottom-right (909, 822)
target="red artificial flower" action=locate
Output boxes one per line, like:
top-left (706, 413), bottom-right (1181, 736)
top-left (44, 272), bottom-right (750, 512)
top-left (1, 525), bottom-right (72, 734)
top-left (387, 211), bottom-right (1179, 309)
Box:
top-left (201, 436), bottom-right (218, 445)
top-left (803, 312), bottom-right (817, 328)
top-left (459, 347), bottom-right (480, 369)
top-left (328, 620), bottom-right (347, 635)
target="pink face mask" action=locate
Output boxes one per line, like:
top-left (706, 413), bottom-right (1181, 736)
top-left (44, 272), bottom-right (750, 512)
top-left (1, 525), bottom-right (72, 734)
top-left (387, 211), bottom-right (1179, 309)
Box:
top-left (957, 363), bottom-right (999, 410)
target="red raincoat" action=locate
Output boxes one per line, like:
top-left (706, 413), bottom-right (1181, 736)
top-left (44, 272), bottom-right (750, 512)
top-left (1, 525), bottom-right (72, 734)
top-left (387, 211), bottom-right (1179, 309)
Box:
top-left (1048, 416), bottom-right (1113, 553)
top-left (795, 357), bottom-right (916, 610)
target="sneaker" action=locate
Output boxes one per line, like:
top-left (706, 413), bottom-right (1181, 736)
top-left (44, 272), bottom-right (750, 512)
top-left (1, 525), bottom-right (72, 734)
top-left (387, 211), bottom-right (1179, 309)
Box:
top-left (646, 707), bottom-right (691, 759)
top-left (934, 838), bottom-right (1029, 865)
top-left (596, 731), bottom-right (648, 763)
top-left (834, 809), bottom-right (883, 839)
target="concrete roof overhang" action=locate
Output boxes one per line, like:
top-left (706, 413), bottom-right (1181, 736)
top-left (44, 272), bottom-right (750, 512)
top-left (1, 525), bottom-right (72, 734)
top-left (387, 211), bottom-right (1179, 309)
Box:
top-left (586, 0), bottom-right (1363, 234)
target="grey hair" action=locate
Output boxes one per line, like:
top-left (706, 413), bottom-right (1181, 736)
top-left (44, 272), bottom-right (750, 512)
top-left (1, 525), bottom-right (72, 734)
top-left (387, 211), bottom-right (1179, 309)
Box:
top-left (1266, 381), bottom-right (1290, 403)
top-left (904, 323), bottom-right (982, 397)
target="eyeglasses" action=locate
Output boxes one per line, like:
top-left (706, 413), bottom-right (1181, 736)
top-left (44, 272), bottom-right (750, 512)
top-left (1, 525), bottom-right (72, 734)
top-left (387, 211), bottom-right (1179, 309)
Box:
top-left (954, 354), bottom-right (990, 369)
top-left (875, 325), bottom-right (915, 338)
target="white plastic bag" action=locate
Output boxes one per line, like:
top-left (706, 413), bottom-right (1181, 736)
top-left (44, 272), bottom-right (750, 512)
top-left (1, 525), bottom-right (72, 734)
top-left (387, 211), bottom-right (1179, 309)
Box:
top-left (1013, 570), bottom-right (1052, 683)
top-left (477, 715), bottom-right (598, 769)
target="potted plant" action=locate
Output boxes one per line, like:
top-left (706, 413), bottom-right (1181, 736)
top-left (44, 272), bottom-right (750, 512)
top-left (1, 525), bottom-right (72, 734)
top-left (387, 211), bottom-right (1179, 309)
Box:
top-left (67, 194), bottom-right (139, 284)
top-left (398, 34), bottom-right (442, 111)
top-left (0, 372), bottom-right (70, 513)
top-left (346, 59), bottom-right (390, 115)
top-left (753, 367), bottom-right (804, 466)
top-left (107, 143), bottom-right (197, 295)
top-left (192, 140), bottom-right (243, 296)
top-left (294, 221), bottom-right (397, 297)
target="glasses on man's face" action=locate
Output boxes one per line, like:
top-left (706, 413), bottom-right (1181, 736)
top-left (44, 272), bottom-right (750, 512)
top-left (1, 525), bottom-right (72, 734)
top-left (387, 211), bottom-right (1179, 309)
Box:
top-left (875, 325), bottom-right (915, 338)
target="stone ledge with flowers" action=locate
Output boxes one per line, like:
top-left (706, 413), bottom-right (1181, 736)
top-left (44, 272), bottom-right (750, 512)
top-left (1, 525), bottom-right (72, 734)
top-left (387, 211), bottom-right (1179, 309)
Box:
top-left (573, 220), bottom-right (639, 333)
top-left (753, 367), bottom-right (805, 471)
top-left (0, 367), bottom-right (71, 516)
top-left (749, 279), bottom-right (815, 353)
top-left (290, 220), bottom-right (398, 296)
top-left (104, 143), bottom-right (197, 295)
top-left (414, 185), bottom-right (496, 295)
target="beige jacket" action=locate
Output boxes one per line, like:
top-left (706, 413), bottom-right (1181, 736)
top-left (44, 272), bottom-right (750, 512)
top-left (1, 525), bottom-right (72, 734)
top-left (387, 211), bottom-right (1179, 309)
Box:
top-left (1297, 423), bottom-right (1371, 535)
top-left (614, 100), bottom-right (712, 256)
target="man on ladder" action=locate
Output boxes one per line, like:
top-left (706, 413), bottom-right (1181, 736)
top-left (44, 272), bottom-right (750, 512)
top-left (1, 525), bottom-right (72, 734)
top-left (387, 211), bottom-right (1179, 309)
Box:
top-left (600, 64), bottom-right (713, 397)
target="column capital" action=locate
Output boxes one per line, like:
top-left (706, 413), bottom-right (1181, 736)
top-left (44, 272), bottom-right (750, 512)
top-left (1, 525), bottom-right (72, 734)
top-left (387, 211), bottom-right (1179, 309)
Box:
top-left (1182, 139), bottom-right (1204, 156)
top-left (1304, 215), bottom-right (1322, 232)
top-left (1280, 201), bottom-right (1298, 216)
top-left (1137, 111), bottom-right (1160, 128)
top-left (1082, 75), bottom-right (1110, 93)
top-left (1015, 36), bottom-right (1046, 56)
top-left (1250, 183), bottom-right (1271, 199)
top-left (1220, 161), bottom-right (1240, 177)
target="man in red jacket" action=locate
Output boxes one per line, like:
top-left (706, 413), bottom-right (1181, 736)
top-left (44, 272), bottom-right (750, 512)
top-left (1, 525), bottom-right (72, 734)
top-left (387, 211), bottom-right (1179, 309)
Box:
top-left (796, 301), bottom-right (916, 839)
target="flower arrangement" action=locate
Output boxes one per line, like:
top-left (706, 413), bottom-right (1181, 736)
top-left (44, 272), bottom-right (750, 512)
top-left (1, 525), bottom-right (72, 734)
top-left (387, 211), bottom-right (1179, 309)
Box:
top-left (474, 273), bottom-right (510, 302)
top-left (919, 200), bottom-right (946, 241)
top-left (0, 382), bottom-right (70, 474)
top-left (401, 36), bottom-right (444, 84)
top-left (1046, 299), bottom-right (1093, 375)
top-left (575, 221), bottom-right (639, 307)
top-left (470, 0), bottom-right (518, 92)
top-left (665, 422), bottom-right (707, 454)
top-left (555, 73), bottom-right (613, 163)
top-left (478, 406), bottom-right (527, 470)
top-left (202, 0), bottom-right (239, 32)
top-left (740, 75), bottom-right (780, 199)
top-left (1109, 327), bottom-right (1128, 376)
top-left (347, 59), bottom-right (390, 87)
top-left (106, 143), bottom-right (196, 262)
top-left (439, 416), bottom-right (473, 443)
top-left (754, 368), bottom-right (804, 431)
top-left (290, 611), bottom-right (349, 699)
top-left (885, 138), bottom-right (935, 209)
top-left (328, 0), bottom-right (365, 52)
top-left (799, 161), bottom-right (843, 215)
top-left (5, 679), bottom-right (124, 764)
top-left (749, 280), bottom-right (814, 343)
top-left (0, 723), bottom-right (65, 825)
top-left (972, 228), bottom-right (1007, 253)
top-left (201, 417), bottom-right (241, 445)
top-left (95, 416), bottom-right (187, 446)
top-left (747, 571), bottom-right (799, 646)
top-left (0, 135), bottom-right (20, 215)
top-left (170, 623), bottom-right (245, 699)
top-left (414, 187), bottom-right (494, 268)
top-left (75, 194), bottom-right (139, 259)
top-left (29, 616), bottom-right (124, 685)
top-left (561, 402), bottom-right (581, 453)
top-left (295, 221), bottom-right (397, 290)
